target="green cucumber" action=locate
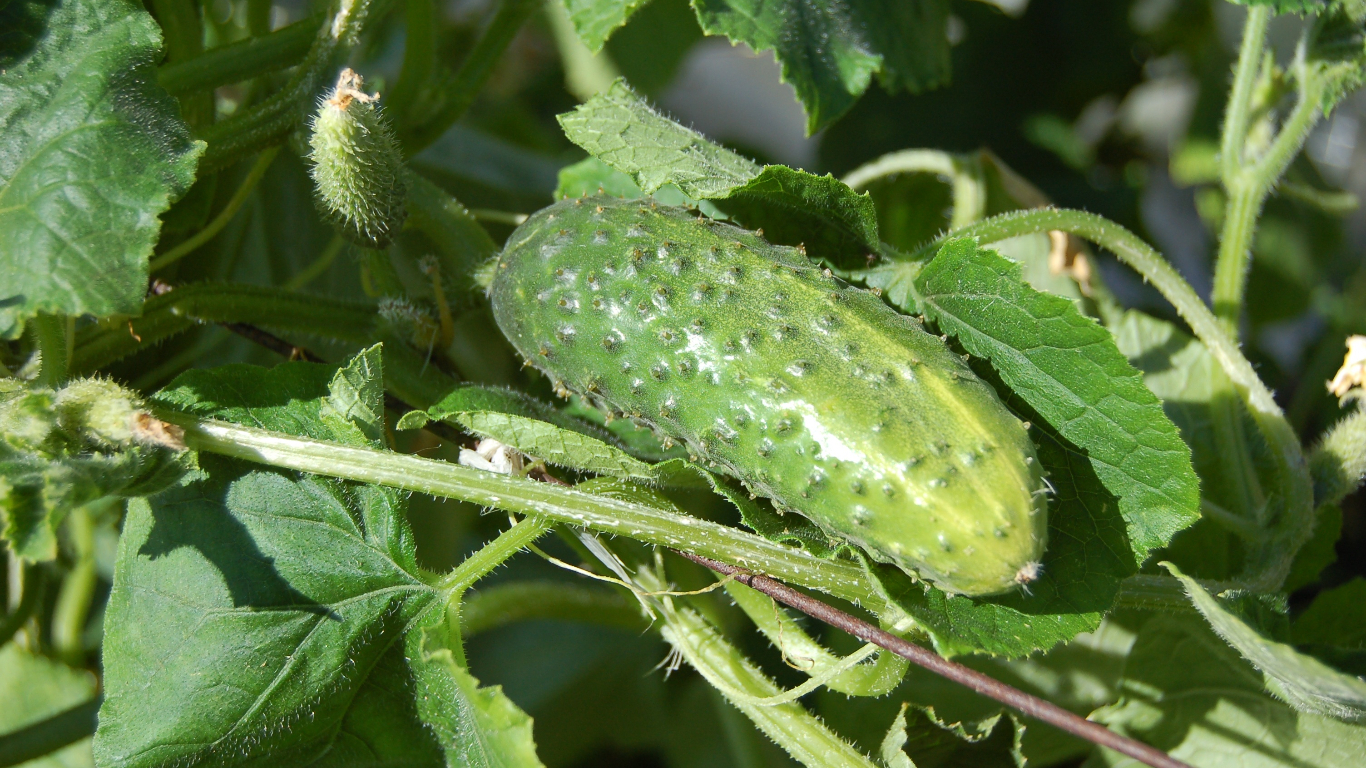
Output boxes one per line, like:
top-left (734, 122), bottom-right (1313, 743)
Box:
top-left (490, 197), bottom-right (1047, 596)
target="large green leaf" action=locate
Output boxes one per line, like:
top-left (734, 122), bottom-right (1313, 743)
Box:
top-left (1111, 310), bottom-right (1318, 588)
top-left (1091, 612), bottom-right (1366, 768)
top-left (690, 0), bottom-right (951, 132)
top-left (408, 606), bottom-right (547, 768)
top-left (0, 0), bottom-right (203, 338)
top-left (916, 240), bottom-right (1200, 561)
top-left (96, 353), bottom-right (441, 767)
top-left (1166, 563), bottom-right (1366, 723)
top-left (558, 80), bottom-right (881, 262)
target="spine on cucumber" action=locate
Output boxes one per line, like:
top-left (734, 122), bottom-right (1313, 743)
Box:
top-left (490, 197), bottom-right (1047, 596)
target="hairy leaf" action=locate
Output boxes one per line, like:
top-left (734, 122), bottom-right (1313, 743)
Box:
top-left (563, 0), bottom-right (653, 51)
top-left (1308, 1), bottom-right (1366, 112)
top-left (1091, 612), bottom-right (1366, 768)
top-left (1166, 563), bottom-right (1366, 723)
top-left (558, 80), bottom-right (760, 199)
top-left (558, 81), bottom-right (880, 262)
top-left (408, 606), bottom-right (547, 768)
top-left (1113, 310), bottom-right (1317, 587)
top-left (879, 702), bottom-right (1023, 768)
top-left (0, 0), bottom-right (203, 337)
top-left (97, 354), bottom-right (445, 767)
top-left (918, 241), bottom-right (1200, 561)
top-left (691, 0), bottom-right (951, 132)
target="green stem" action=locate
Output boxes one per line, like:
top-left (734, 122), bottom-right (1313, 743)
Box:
top-left (32, 314), bottom-right (68, 387)
top-left (388, 0), bottom-right (437, 120)
top-left (71, 283), bottom-right (378, 374)
top-left (842, 149), bottom-right (986, 229)
top-left (148, 0), bottom-right (212, 128)
top-left (162, 414), bottom-right (882, 611)
top-left (0, 563), bottom-right (43, 648)
top-left (52, 506), bottom-right (96, 664)
top-left (284, 235), bottom-right (347, 290)
top-left (1220, 5), bottom-right (1270, 186)
top-left (403, 0), bottom-right (541, 152)
top-left (1211, 183), bottom-right (1262, 330)
top-left (1213, 55), bottom-right (1325, 331)
top-left (460, 580), bottom-right (646, 636)
top-left (0, 697), bottom-right (101, 768)
top-left (436, 516), bottom-right (551, 668)
top-left (439, 516), bottom-right (554, 595)
top-left (151, 146), bottom-right (281, 272)
top-left (158, 14), bottom-right (322, 95)
top-left (545, 0), bottom-right (621, 102)
top-left (659, 603), bottom-right (879, 768)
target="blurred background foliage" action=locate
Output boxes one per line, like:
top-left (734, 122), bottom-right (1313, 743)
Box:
top-left (6, 1), bottom-right (1366, 766)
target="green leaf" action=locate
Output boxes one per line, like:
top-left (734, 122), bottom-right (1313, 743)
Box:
top-left (879, 702), bottom-right (1023, 768)
top-left (1308, 2), bottom-right (1366, 112)
top-left (917, 240), bottom-right (1200, 561)
top-left (553, 156), bottom-right (696, 207)
top-left (1230, 1), bottom-right (1327, 14)
top-left (1294, 578), bottom-right (1366, 649)
top-left (97, 357), bottom-right (442, 767)
top-left (714, 166), bottom-right (881, 265)
top-left (1165, 562), bottom-right (1366, 723)
top-left (0, 0), bottom-right (203, 338)
top-left (408, 606), bottom-right (546, 768)
top-left (320, 344), bottom-right (387, 448)
top-left (691, 0), bottom-right (951, 132)
top-left (1111, 310), bottom-right (1309, 587)
top-left (557, 80), bottom-right (761, 199)
top-left (1091, 612), bottom-right (1366, 768)
top-left (0, 644), bottom-right (97, 768)
top-left (563, 0), bottom-right (653, 52)
top-left (558, 81), bottom-right (881, 262)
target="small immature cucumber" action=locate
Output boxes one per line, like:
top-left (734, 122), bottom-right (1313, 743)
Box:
top-left (491, 198), bottom-right (1047, 596)
top-left (308, 68), bottom-right (406, 248)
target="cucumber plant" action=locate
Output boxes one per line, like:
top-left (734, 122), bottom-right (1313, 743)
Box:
top-left (2, 2), bottom-right (1366, 768)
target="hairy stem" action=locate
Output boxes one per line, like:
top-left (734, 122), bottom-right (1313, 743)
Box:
top-left (659, 601), bottom-right (880, 768)
top-left (1220, 5), bottom-right (1270, 186)
top-left (158, 14), bottom-right (322, 95)
top-left (160, 414), bottom-right (881, 609)
top-left (683, 554), bottom-right (1192, 768)
top-left (71, 283), bottom-right (377, 374)
top-left (1213, 79), bottom-right (1324, 331)
top-left (197, 0), bottom-right (382, 173)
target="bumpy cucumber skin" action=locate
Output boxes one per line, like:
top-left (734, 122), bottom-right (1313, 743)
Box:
top-left (491, 198), bottom-right (1047, 596)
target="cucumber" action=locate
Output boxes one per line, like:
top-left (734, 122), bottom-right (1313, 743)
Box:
top-left (490, 197), bottom-right (1047, 596)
